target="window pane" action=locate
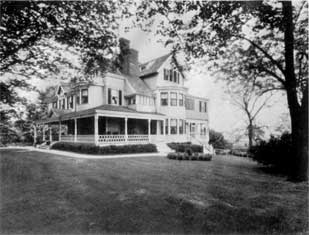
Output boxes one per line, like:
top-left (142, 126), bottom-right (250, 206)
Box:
top-left (179, 93), bottom-right (183, 106)
top-left (170, 92), bottom-right (177, 106)
top-left (170, 119), bottom-right (177, 134)
top-left (81, 89), bottom-right (88, 104)
top-left (161, 92), bottom-right (168, 106)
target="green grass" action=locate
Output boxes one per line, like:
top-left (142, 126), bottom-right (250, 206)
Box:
top-left (0, 148), bottom-right (308, 234)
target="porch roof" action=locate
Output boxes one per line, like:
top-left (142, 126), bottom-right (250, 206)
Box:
top-left (38, 105), bottom-right (165, 124)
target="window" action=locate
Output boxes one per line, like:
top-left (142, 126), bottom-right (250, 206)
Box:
top-left (203, 102), bottom-right (207, 112)
top-left (170, 119), bottom-right (177, 134)
top-left (164, 69), bottom-right (169, 80)
top-left (76, 93), bottom-right (80, 105)
top-left (108, 88), bottom-right (122, 105)
top-left (173, 71), bottom-right (177, 83)
top-left (61, 99), bottom-right (65, 109)
top-left (52, 101), bottom-right (57, 108)
top-left (69, 95), bottom-right (74, 109)
top-left (81, 89), bottom-right (88, 104)
top-left (179, 119), bottom-right (184, 134)
top-left (199, 101), bottom-right (202, 112)
top-left (160, 92), bottom-right (168, 106)
top-left (177, 73), bottom-right (180, 84)
top-left (169, 70), bottom-right (173, 82)
top-left (165, 119), bottom-right (169, 134)
top-left (185, 98), bottom-right (195, 110)
top-left (170, 92), bottom-right (177, 106)
top-left (179, 93), bottom-right (184, 106)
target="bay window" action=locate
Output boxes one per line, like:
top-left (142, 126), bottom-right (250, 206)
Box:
top-left (160, 92), bottom-right (168, 106)
top-left (170, 92), bottom-right (177, 106)
top-left (179, 93), bottom-right (184, 106)
top-left (179, 119), bottom-right (184, 134)
top-left (170, 119), bottom-right (177, 134)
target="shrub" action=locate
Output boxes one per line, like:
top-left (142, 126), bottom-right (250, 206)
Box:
top-left (51, 142), bottom-right (157, 155)
top-left (249, 132), bottom-right (292, 174)
top-left (166, 151), bottom-right (213, 161)
top-left (167, 142), bottom-right (203, 153)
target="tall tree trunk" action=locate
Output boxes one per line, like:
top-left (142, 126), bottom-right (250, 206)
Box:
top-left (283, 1), bottom-right (308, 181)
top-left (248, 120), bottom-right (253, 151)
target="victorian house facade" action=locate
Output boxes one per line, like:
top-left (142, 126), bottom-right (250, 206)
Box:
top-left (39, 38), bottom-right (209, 151)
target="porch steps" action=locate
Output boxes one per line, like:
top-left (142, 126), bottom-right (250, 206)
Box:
top-left (156, 142), bottom-right (174, 155)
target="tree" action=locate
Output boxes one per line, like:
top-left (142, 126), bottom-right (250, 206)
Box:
top-left (228, 81), bottom-right (274, 150)
top-left (209, 129), bottom-right (232, 149)
top-left (136, 1), bottom-right (308, 181)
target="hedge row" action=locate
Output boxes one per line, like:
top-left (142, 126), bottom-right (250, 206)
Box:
top-left (51, 142), bottom-right (157, 154)
top-left (167, 142), bottom-right (203, 153)
top-left (167, 152), bottom-right (212, 161)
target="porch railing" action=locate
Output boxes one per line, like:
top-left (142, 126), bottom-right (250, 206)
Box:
top-left (127, 135), bottom-right (149, 144)
top-left (98, 135), bottom-right (126, 144)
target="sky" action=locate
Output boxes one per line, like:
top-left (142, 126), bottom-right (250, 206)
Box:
top-left (118, 26), bottom-right (290, 140)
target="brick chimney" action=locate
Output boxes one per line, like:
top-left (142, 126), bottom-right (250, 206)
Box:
top-left (119, 38), bottom-right (140, 76)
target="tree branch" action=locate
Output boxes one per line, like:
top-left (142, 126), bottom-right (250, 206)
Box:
top-left (237, 35), bottom-right (286, 76)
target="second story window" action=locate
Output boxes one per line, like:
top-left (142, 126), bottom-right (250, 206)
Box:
top-left (81, 89), bottom-right (88, 104)
top-left (199, 101), bottom-right (207, 112)
top-left (179, 119), bottom-right (184, 134)
top-left (76, 93), bottom-right (80, 105)
top-left (179, 93), bottom-right (184, 106)
top-left (185, 98), bottom-right (195, 110)
top-left (160, 92), bottom-right (168, 106)
top-left (108, 88), bottom-right (122, 105)
top-left (69, 95), bottom-right (74, 109)
top-left (170, 92), bottom-right (177, 106)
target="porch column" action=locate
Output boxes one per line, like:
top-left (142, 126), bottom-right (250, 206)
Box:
top-left (94, 114), bottom-right (98, 145)
top-left (163, 119), bottom-right (166, 136)
top-left (49, 126), bottom-right (52, 141)
top-left (124, 117), bottom-right (128, 143)
top-left (58, 121), bottom-right (61, 141)
top-left (42, 125), bottom-right (46, 141)
top-left (148, 118), bottom-right (151, 142)
top-left (74, 118), bottom-right (77, 142)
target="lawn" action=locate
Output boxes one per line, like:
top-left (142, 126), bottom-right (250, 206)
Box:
top-left (0, 148), bottom-right (308, 234)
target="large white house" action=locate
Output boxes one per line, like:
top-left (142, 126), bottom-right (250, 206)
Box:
top-left (40, 38), bottom-right (209, 151)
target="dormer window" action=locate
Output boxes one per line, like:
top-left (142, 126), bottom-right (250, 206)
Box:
top-left (81, 89), bottom-right (88, 104)
top-left (164, 69), bottom-right (180, 84)
top-left (108, 88), bottom-right (122, 105)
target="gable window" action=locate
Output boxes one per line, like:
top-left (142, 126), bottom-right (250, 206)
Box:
top-left (173, 71), bottom-right (177, 83)
top-left (170, 92), bottom-right (177, 106)
top-left (199, 101), bottom-right (202, 112)
top-left (160, 92), bottom-right (168, 106)
top-left (177, 73), bottom-right (180, 84)
top-left (164, 69), bottom-right (169, 80)
top-left (179, 93), bottom-right (184, 106)
top-left (170, 119), bottom-right (177, 134)
top-left (81, 89), bottom-right (88, 104)
top-left (169, 70), bottom-right (173, 82)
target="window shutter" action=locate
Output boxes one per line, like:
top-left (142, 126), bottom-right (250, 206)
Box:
top-left (119, 90), bottom-right (122, 105)
top-left (108, 88), bottom-right (111, 104)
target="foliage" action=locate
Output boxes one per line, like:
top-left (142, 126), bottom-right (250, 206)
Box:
top-left (167, 142), bottom-right (203, 153)
top-left (136, 0), bottom-right (308, 181)
top-left (1, 1), bottom-right (132, 75)
top-left (51, 142), bottom-right (157, 155)
top-left (250, 132), bottom-right (292, 175)
top-left (209, 130), bottom-right (232, 149)
top-left (167, 152), bottom-right (212, 161)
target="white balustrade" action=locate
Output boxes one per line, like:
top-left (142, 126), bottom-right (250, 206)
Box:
top-left (77, 135), bottom-right (95, 143)
top-left (127, 135), bottom-right (149, 144)
top-left (98, 135), bottom-right (126, 144)
top-left (61, 135), bottom-right (75, 142)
